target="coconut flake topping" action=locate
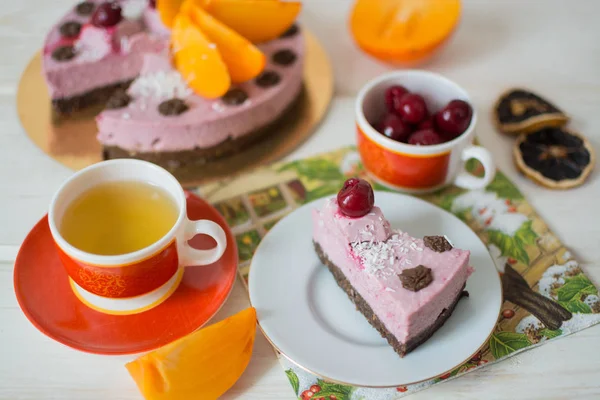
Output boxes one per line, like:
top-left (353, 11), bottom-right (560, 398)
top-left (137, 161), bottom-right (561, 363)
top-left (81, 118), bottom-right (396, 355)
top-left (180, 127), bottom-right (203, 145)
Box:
top-left (129, 70), bottom-right (192, 100)
top-left (350, 233), bottom-right (405, 276)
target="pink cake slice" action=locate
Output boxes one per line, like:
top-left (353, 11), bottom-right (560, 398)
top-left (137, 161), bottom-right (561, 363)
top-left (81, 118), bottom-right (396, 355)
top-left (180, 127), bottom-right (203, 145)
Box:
top-left (312, 198), bottom-right (473, 357)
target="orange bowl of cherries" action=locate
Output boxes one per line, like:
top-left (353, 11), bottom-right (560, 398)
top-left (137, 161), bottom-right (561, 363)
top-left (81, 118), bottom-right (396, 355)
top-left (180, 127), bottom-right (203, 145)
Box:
top-left (355, 70), bottom-right (495, 193)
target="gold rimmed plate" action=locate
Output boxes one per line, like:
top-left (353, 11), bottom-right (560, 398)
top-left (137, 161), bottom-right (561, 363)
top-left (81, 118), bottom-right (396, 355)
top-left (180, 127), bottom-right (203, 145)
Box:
top-left (16, 30), bottom-right (332, 187)
top-left (248, 191), bottom-right (502, 387)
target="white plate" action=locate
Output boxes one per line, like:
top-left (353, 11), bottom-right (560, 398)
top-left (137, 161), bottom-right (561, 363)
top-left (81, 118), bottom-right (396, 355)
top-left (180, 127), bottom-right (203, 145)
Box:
top-left (249, 192), bottom-right (502, 387)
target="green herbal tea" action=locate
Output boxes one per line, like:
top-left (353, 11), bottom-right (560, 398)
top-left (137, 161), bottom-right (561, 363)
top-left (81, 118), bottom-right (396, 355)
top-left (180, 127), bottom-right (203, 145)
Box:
top-left (60, 181), bottom-right (179, 255)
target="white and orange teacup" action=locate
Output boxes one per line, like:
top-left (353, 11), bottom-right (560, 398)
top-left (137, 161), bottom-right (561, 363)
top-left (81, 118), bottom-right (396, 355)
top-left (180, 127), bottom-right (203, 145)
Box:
top-left (48, 159), bottom-right (227, 315)
top-left (356, 70), bottom-right (495, 193)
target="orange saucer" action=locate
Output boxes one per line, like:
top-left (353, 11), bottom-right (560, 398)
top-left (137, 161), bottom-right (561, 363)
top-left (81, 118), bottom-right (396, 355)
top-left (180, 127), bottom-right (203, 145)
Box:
top-left (14, 191), bottom-right (238, 355)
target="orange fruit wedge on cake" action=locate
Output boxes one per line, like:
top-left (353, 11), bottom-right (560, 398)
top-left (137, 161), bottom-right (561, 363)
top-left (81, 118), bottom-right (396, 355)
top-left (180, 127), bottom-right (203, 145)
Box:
top-left (156, 0), bottom-right (301, 98)
top-left (183, 2), bottom-right (266, 83)
top-left (194, 0), bottom-right (302, 43)
top-left (350, 0), bottom-right (461, 64)
top-left (171, 13), bottom-right (231, 98)
top-left (157, 0), bottom-right (185, 28)
top-left (126, 307), bottom-right (257, 400)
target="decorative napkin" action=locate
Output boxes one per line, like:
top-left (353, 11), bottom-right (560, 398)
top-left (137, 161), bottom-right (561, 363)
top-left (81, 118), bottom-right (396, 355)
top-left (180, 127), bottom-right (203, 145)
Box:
top-left (195, 146), bottom-right (600, 400)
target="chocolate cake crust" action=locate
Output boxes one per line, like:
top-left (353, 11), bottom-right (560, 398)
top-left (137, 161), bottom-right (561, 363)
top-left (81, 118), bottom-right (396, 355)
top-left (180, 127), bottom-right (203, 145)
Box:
top-left (314, 241), bottom-right (467, 357)
top-left (52, 79), bottom-right (134, 115)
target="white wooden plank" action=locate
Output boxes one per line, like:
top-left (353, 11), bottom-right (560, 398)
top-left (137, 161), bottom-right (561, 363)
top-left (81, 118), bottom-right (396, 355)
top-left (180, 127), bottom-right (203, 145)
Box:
top-left (1, 0), bottom-right (599, 398)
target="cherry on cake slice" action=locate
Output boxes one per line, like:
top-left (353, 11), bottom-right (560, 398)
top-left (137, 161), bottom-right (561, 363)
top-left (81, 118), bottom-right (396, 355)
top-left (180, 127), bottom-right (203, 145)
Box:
top-left (312, 179), bottom-right (473, 357)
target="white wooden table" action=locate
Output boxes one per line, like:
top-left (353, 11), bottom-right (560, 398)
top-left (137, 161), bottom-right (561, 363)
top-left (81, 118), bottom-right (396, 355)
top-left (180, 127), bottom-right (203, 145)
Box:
top-left (1, 0), bottom-right (599, 398)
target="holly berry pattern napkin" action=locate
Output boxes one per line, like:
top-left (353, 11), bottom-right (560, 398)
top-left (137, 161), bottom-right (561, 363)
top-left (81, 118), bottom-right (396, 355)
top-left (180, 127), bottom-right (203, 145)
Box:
top-left (196, 146), bottom-right (600, 400)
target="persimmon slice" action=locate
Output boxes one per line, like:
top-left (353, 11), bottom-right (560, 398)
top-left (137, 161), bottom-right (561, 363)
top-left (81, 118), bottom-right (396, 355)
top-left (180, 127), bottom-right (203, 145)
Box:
top-left (157, 0), bottom-right (185, 28)
top-left (126, 308), bottom-right (257, 400)
top-left (184, 3), bottom-right (266, 83)
top-left (172, 13), bottom-right (231, 98)
top-left (198, 0), bottom-right (302, 43)
top-left (350, 0), bottom-right (461, 63)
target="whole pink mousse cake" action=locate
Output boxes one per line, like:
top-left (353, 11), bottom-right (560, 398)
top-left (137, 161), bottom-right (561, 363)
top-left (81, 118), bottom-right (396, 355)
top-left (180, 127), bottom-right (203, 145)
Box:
top-left (312, 196), bottom-right (473, 357)
top-left (42, 1), bottom-right (306, 174)
top-left (42, 0), bottom-right (169, 114)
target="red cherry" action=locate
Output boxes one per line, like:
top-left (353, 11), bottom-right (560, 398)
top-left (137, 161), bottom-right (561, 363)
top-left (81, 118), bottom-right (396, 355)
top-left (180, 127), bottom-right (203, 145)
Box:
top-left (507, 257), bottom-right (517, 264)
top-left (417, 117), bottom-right (435, 131)
top-left (439, 372), bottom-right (452, 380)
top-left (310, 385), bottom-right (321, 393)
top-left (430, 112), bottom-right (457, 142)
top-left (301, 390), bottom-right (314, 399)
top-left (329, 396), bottom-right (337, 400)
top-left (384, 85), bottom-right (409, 114)
top-left (408, 129), bottom-right (443, 146)
top-left (337, 178), bottom-right (374, 218)
top-left (398, 93), bottom-right (428, 124)
top-left (436, 99), bottom-right (473, 137)
top-left (508, 206), bottom-right (517, 213)
top-left (502, 309), bottom-right (515, 319)
top-left (92, 1), bottom-right (122, 27)
top-left (396, 386), bottom-right (408, 392)
top-left (377, 113), bottom-right (411, 142)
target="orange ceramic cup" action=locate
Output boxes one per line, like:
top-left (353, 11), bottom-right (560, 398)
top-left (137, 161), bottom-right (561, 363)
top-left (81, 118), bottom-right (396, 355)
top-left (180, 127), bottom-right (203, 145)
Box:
top-left (48, 159), bottom-right (227, 315)
top-left (356, 70), bottom-right (495, 193)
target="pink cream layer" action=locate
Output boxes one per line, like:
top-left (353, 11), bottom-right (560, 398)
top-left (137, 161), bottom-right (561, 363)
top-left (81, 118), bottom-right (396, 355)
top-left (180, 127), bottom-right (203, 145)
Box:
top-left (142, 7), bottom-right (170, 37)
top-left (42, 1), bottom-right (167, 99)
top-left (96, 30), bottom-right (305, 152)
top-left (312, 198), bottom-right (472, 344)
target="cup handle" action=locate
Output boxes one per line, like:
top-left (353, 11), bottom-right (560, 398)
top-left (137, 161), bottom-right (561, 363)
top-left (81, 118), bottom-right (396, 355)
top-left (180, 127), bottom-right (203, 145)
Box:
top-left (454, 145), bottom-right (496, 190)
top-left (180, 219), bottom-right (227, 267)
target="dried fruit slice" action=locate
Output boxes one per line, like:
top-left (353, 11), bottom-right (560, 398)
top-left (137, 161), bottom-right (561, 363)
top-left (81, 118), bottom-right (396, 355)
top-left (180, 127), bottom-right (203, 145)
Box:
top-left (172, 13), bottom-right (231, 98)
top-left (494, 88), bottom-right (569, 135)
top-left (349, 0), bottom-right (461, 64)
top-left (126, 307), bottom-right (257, 400)
top-left (513, 127), bottom-right (595, 189)
top-left (197, 0), bottom-right (302, 43)
top-left (157, 0), bottom-right (185, 28)
top-left (184, 2), bottom-right (266, 83)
